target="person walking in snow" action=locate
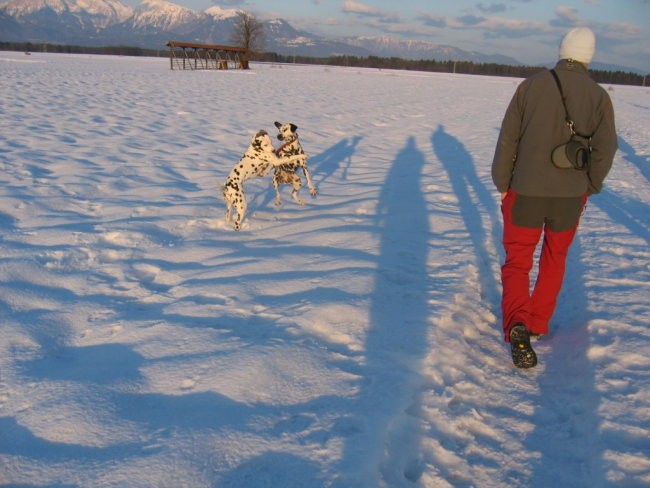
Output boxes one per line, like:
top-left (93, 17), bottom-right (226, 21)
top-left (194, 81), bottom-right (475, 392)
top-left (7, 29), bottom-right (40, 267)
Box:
top-left (491, 27), bottom-right (618, 369)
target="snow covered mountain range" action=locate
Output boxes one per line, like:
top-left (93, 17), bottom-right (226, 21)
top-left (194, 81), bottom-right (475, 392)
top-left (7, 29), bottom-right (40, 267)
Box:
top-left (0, 0), bottom-right (520, 64)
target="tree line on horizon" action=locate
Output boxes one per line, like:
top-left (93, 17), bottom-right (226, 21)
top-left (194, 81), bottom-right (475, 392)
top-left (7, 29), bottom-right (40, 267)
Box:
top-left (1, 41), bottom-right (645, 87)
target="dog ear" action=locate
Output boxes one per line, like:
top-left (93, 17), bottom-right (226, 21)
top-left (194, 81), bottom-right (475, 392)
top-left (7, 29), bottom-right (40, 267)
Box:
top-left (274, 121), bottom-right (282, 128)
top-left (290, 123), bottom-right (298, 132)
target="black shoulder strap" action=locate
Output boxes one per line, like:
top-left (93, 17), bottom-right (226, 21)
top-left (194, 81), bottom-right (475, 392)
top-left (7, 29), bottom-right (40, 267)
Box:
top-left (550, 69), bottom-right (591, 139)
top-left (550, 69), bottom-right (572, 129)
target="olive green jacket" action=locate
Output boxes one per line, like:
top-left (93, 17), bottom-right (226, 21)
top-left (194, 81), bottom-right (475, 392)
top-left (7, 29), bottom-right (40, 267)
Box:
top-left (492, 60), bottom-right (618, 197)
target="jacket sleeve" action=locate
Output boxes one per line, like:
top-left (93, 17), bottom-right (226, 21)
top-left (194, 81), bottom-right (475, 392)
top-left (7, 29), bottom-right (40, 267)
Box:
top-left (586, 90), bottom-right (617, 195)
top-left (492, 83), bottom-right (524, 193)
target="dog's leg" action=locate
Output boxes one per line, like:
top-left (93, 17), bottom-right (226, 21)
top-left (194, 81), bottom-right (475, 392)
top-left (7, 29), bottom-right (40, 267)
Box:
top-left (302, 166), bottom-right (317, 196)
top-left (224, 187), bottom-right (233, 222)
top-left (234, 197), bottom-right (247, 230)
top-left (290, 174), bottom-right (305, 206)
top-left (273, 173), bottom-right (283, 206)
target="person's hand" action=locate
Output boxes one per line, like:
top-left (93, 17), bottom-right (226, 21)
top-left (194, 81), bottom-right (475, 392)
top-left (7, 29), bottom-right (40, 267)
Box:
top-left (501, 192), bottom-right (508, 201)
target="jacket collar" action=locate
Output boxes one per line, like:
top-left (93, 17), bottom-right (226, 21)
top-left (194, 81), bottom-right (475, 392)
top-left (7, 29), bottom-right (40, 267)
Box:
top-left (554, 59), bottom-right (590, 74)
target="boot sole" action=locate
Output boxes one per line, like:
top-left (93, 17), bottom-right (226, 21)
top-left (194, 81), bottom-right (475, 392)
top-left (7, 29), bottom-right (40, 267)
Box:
top-left (510, 324), bottom-right (538, 369)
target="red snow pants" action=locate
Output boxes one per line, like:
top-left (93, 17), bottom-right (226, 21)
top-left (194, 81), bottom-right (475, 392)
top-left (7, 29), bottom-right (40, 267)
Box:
top-left (500, 190), bottom-right (586, 342)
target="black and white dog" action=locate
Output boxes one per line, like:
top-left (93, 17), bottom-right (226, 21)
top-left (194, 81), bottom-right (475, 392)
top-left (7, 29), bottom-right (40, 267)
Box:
top-left (272, 121), bottom-right (317, 206)
top-left (223, 130), bottom-right (307, 230)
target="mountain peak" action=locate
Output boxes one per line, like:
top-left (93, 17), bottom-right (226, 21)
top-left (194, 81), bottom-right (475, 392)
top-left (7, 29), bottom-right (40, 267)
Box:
top-left (131, 0), bottom-right (202, 30)
top-left (138, 0), bottom-right (175, 8)
top-left (135, 0), bottom-right (191, 13)
top-left (204, 5), bottom-right (240, 20)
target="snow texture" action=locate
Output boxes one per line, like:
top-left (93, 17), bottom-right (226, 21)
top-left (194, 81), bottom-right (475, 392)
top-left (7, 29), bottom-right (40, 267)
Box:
top-left (0, 52), bottom-right (649, 487)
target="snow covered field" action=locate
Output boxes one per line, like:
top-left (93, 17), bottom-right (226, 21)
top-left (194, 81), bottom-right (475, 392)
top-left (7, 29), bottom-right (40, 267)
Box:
top-left (0, 51), bottom-right (648, 487)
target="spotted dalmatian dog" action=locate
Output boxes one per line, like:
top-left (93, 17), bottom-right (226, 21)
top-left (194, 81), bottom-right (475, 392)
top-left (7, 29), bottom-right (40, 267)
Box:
top-left (223, 130), bottom-right (308, 230)
top-left (272, 121), bottom-right (317, 206)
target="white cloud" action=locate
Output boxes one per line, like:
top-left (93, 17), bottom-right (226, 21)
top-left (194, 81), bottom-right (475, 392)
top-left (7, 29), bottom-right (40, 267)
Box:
top-left (550, 6), bottom-right (583, 28)
top-left (341, 0), bottom-right (400, 23)
top-left (342, 0), bottom-right (381, 16)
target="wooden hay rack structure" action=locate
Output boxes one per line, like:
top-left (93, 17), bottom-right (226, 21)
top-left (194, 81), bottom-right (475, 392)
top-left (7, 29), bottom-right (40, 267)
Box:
top-left (166, 41), bottom-right (247, 70)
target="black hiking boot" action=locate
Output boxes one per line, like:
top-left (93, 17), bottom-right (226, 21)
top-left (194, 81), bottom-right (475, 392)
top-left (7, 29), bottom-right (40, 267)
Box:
top-left (510, 323), bottom-right (537, 369)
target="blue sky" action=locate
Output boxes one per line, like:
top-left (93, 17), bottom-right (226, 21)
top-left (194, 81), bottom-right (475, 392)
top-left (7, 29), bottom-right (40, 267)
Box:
top-left (124, 0), bottom-right (650, 71)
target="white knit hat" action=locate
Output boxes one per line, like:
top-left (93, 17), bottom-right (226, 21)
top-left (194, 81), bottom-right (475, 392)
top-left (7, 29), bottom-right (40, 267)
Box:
top-left (559, 27), bottom-right (596, 65)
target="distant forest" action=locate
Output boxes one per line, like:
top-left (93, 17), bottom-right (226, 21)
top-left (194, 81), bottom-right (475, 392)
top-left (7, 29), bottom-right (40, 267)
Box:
top-left (1, 41), bottom-right (646, 87)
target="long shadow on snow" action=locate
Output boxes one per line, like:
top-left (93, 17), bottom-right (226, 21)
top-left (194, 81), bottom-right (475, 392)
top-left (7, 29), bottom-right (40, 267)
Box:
top-left (522, 236), bottom-right (607, 488)
top-left (589, 188), bottom-right (649, 247)
top-left (586, 135), bottom-right (650, 247)
top-left (310, 136), bottom-right (361, 186)
top-left (337, 136), bottom-right (430, 485)
top-left (617, 135), bottom-right (650, 182)
top-left (431, 124), bottom-right (502, 308)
